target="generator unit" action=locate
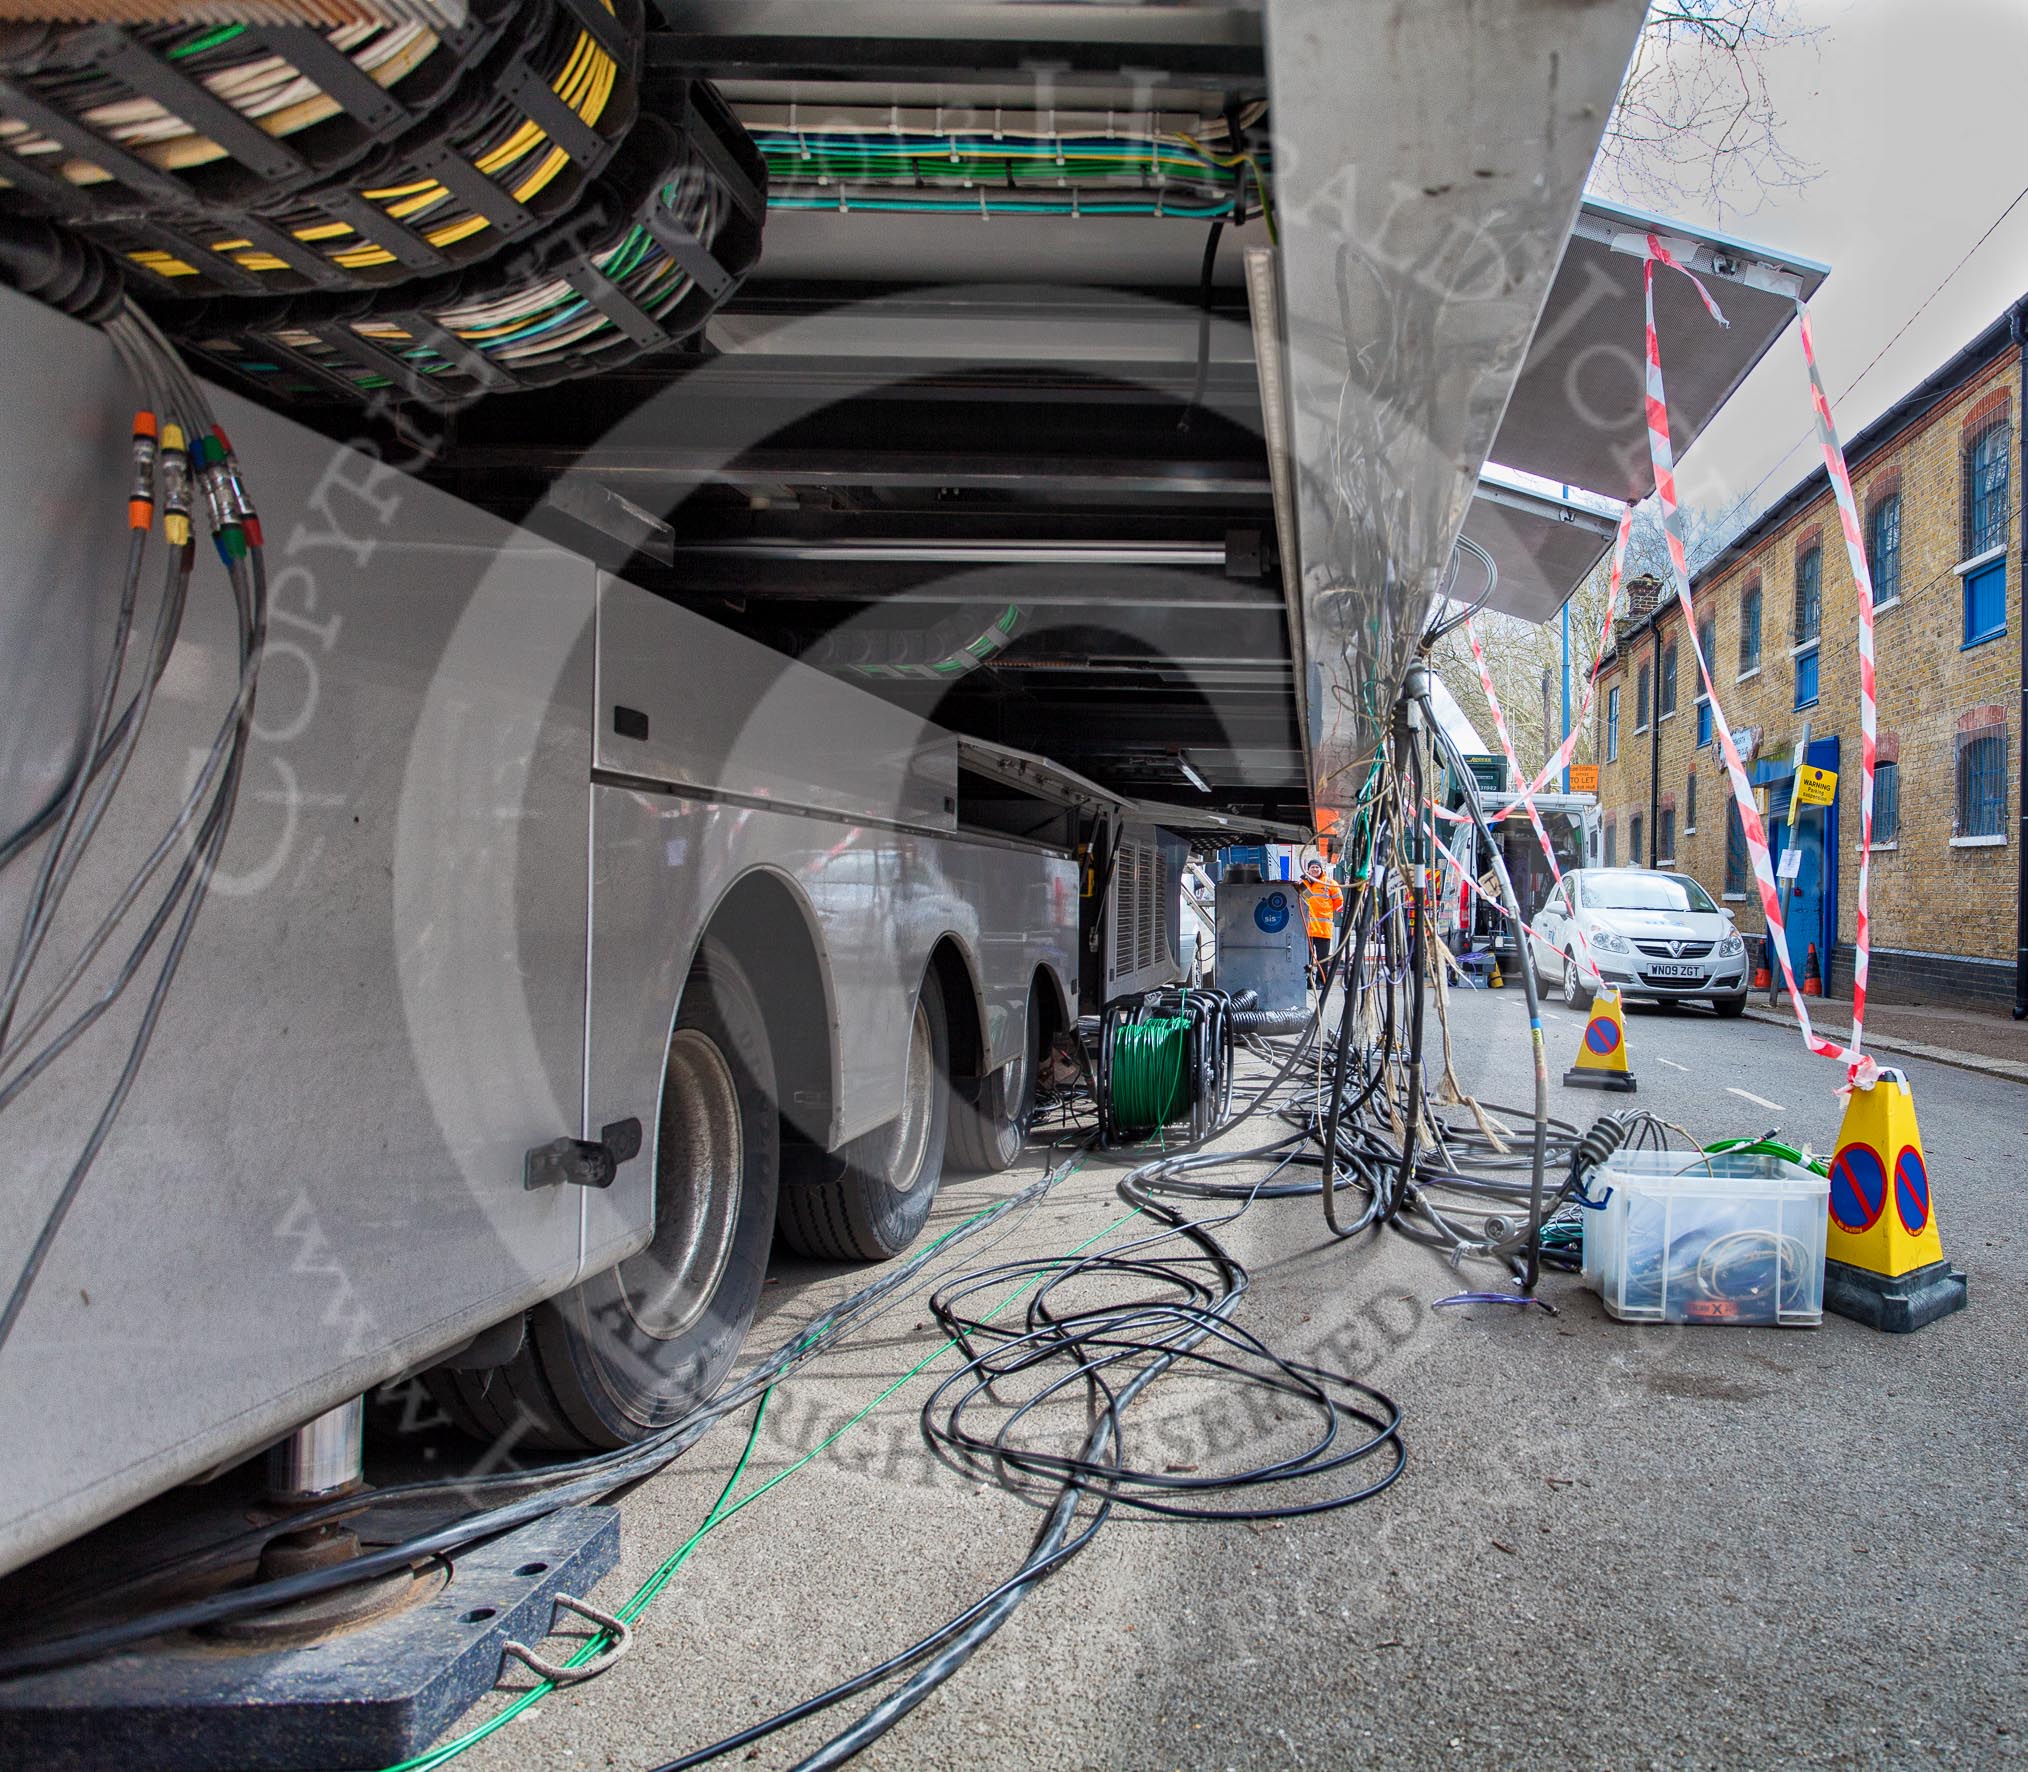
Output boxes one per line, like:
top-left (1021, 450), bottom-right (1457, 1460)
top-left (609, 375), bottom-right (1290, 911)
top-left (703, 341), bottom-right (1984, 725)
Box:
top-left (1213, 879), bottom-right (1310, 1016)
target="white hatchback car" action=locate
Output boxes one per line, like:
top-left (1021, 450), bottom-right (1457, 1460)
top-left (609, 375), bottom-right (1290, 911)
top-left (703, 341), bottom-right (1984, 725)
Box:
top-left (1529, 868), bottom-right (1750, 1017)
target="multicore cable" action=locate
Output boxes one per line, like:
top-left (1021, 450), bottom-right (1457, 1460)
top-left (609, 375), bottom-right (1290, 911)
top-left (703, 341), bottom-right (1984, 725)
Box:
top-left (0, 263), bottom-right (269, 1381)
top-left (166, 80), bottom-right (761, 406)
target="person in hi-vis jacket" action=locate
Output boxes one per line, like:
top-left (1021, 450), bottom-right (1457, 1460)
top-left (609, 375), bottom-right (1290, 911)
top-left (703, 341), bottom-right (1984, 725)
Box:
top-left (1302, 858), bottom-right (1343, 989)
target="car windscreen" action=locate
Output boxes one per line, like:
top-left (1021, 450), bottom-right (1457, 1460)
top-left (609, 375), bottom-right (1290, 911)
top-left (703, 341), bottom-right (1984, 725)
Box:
top-left (1583, 874), bottom-right (1717, 914)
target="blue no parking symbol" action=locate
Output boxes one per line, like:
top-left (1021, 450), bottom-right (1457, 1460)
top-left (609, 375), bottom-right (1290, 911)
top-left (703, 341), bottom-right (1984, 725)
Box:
top-left (1829, 1144), bottom-right (1887, 1234)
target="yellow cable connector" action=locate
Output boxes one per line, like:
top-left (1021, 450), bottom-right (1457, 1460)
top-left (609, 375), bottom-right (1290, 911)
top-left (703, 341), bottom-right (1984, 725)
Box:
top-left (160, 423), bottom-right (192, 549)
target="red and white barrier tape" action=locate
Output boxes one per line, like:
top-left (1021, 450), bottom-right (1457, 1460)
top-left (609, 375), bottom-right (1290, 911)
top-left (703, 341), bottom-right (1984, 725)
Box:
top-left (1640, 234), bottom-right (1871, 1081)
top-left (1798, 302), bottom-right (1878, 1067)
top-left (1423, 818), bottom-right (1608, 984)
top-left (1511, 503), bottom-right (1635, 804)
top-left (1462, 614), bottom-right (1565, 887)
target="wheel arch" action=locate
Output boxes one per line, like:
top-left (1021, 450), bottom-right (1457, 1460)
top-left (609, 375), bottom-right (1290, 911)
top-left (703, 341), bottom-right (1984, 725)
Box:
top-left (691, 865), bottom-right (840, 1148)
top-left (924, 932), bottom-right (986, 1085)
top-left (1030, 959), bottom-right (1072, 1048)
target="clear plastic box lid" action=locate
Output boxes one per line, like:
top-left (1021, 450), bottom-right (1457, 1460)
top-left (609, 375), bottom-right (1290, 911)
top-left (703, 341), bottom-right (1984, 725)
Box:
top-left (1596, 1149), bottom-right (1827, 1193)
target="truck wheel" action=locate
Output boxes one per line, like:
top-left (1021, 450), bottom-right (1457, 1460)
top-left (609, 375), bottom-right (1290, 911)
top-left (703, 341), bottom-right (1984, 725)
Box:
top-left (426, 939), bottom-right (779, 1450)
top-left (778, 970), bottom-right (950, 1260)
top-left (948, 988), bottom-right (1041, 1176)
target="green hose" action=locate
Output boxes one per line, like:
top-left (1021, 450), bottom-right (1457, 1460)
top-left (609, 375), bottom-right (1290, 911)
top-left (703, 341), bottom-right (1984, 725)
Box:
top-left (1108, 1015), bottom-right (1193, 1135)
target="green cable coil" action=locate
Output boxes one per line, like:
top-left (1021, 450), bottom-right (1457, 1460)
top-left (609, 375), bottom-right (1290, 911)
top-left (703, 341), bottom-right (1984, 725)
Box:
top-left (1105, 1013), bottom-right (1195, 1136)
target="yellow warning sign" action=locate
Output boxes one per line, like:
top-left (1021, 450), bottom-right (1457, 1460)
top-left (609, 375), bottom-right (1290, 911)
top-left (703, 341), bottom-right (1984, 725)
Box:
top-left (1795, 764), bottom-right (1838, 807)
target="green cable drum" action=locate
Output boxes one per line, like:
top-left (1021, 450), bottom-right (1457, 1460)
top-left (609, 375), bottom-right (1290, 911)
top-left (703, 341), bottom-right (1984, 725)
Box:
top-left (1106, 1013), bottom-right (1194, 1137)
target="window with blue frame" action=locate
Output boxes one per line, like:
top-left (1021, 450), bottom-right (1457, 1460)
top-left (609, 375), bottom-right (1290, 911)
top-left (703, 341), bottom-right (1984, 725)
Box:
top-left (1957, 725), bottom-right (2007, 839)
top-left (1867, 491), bottom-right (1901, 605)
top-left (1696, 699), bottom-right (1713, 747)
top-left (1872, 759), bottom-right (1900, 846)
top-left (1793, 546), bottom-right (1822, 644)
top-left (1963, 417), bottom-right (2012, 557)
top-left (1724, 799), bottom-right (1748, 894)
top-left (1963, 556), bottom-right (2006, 647)
top-left (1607, 685), bottom-right (1620, 762)
top-left (1794, 647), bottom-right (1819, 709)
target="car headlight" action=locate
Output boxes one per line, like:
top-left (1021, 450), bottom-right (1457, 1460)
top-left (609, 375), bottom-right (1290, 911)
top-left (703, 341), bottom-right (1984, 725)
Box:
top-left (1718, 929), bottom-right (1744, 958)
top-left (1588, 930), bottom-right (1632, 954)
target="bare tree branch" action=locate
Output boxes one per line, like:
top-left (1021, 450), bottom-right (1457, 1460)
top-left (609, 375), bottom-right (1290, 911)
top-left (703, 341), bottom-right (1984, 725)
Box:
top-left (1594, 0), bottom-right (1822, 218)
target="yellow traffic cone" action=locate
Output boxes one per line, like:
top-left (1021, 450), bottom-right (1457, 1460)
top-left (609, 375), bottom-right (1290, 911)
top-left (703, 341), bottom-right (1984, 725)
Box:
top-left (1823, 1068), bottom-right (1968, 1331)
top-left (1488, 955), bottom-right (1505, 989)
top-left (1563, 986), bottom-right (1636, 1093)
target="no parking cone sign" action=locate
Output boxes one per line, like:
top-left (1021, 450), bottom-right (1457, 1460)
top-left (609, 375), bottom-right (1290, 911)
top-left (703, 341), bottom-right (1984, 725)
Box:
top-left (1824, 1069), bottom-right (1968, 1331)
top-left (1563, 986), bottom-right (1637, 1093)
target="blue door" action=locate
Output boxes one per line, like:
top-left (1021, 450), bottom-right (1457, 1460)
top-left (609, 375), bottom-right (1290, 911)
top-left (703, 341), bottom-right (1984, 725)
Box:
top-left (1765, 736), bottom-right (1841, 991)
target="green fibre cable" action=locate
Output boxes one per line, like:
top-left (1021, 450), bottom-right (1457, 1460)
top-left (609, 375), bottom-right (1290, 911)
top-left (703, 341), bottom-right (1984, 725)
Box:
top-left (1703, 1135), bottom-right (1829, 1177)
top-left (378, 1172), bottom-right (1137, 1772)
top-left (1107, 1016), bottom-right (1193, 1136)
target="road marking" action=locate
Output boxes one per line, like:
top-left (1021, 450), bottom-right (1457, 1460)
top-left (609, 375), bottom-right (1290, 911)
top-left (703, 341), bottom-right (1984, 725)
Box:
top-left (1727, 1085), bottom-right (1786, 1111)
top-left (1653, 1055), bottom-right (1690, 1071)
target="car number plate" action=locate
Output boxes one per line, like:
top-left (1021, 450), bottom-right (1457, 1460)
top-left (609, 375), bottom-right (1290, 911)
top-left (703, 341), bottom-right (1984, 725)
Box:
top-left (1647, 963), bottom-right (1701, 978)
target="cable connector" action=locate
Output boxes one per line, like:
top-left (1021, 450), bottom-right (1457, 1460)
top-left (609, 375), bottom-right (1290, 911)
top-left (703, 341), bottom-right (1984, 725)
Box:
top-left (159, 423), bottom-right (191, 549)
top-left (213, 427), bottom-right (261, 549)
top-left (127, 410), bottom-right (157, 532)
top-left (194, 431), bottom-right (245, 564)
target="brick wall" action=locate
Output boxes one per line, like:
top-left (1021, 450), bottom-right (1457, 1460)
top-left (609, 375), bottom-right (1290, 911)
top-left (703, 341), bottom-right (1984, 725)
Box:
top-left (1594, 351), bottom-right (2023, 1002)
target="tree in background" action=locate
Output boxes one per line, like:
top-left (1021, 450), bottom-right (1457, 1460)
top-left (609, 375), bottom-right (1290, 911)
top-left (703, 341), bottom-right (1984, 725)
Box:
top-left (1593, 1), bottom-right (1821, 219)
top-left (1432, 496), bottom-right (1747, 783)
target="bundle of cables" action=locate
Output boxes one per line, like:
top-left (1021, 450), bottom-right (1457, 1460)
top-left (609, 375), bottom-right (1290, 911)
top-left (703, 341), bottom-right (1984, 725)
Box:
top-left (85, 0), bottom-right (642, 298)
top-left (0, 222), bottom-right (269, 1380)
top-left (0, 10), bottom-right (504, 216)
top-left (162, 78), bottom-right (763, 407)
top-left (758, 130), bottom-right (1264, 225)
top-left (740, 100), bottom-right (1271, 228)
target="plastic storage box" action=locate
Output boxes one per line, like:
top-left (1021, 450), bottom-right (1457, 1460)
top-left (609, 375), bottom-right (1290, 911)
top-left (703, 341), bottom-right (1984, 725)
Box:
top-left (1582, 1149), bottom-right (1828, 1326)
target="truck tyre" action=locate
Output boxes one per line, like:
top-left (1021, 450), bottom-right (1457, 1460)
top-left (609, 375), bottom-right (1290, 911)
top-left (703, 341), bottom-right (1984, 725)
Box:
top-left (1561, 951), bottom-right (1594, 1011)
top-left (778, 969), bottom-right (950, 1260)
top-left (948, 987), bottom-right (1041, 1176)
top-left (426, 939), bottom-right (779, 1450)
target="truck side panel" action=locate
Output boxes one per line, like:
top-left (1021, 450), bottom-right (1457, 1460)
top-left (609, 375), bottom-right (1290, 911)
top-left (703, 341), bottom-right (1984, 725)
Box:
top-left (0, 292), bottom-right (597, 1577)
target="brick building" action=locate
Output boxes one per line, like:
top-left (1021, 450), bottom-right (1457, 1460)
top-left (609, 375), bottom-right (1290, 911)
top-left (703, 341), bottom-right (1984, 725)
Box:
top-left (1594, 300), bottom-right (2025, 1009)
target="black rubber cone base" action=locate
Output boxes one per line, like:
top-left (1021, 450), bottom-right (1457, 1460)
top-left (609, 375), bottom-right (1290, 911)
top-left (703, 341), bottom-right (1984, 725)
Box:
top-left (0, 1506), bottom-right (619, 1771)
top-left (1824, 1257), bottom-right (1969, 1333)
top-left (1564, 1067), bottom-right (1637, 1092)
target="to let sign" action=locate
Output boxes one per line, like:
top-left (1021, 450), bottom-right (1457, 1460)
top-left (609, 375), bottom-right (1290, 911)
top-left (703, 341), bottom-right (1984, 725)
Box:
top-left (1567, 764), bottom-right (1599, 792)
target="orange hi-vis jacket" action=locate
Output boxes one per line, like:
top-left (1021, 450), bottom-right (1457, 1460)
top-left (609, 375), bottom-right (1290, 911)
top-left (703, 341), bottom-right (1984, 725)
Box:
top-left (1302, 877), bottom-right (1344, 940)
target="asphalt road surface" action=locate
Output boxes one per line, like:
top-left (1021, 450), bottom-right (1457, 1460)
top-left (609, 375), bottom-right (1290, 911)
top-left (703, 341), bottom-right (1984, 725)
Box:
top-left (461, 986), bottom-right (2026, 1772)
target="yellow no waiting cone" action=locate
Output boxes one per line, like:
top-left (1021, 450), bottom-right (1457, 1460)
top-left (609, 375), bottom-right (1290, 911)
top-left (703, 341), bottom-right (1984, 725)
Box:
top-left (1564, 985), bottom-right (1636, 1093)
top-left (1823, 1068), bottom-right (1968, 1331)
